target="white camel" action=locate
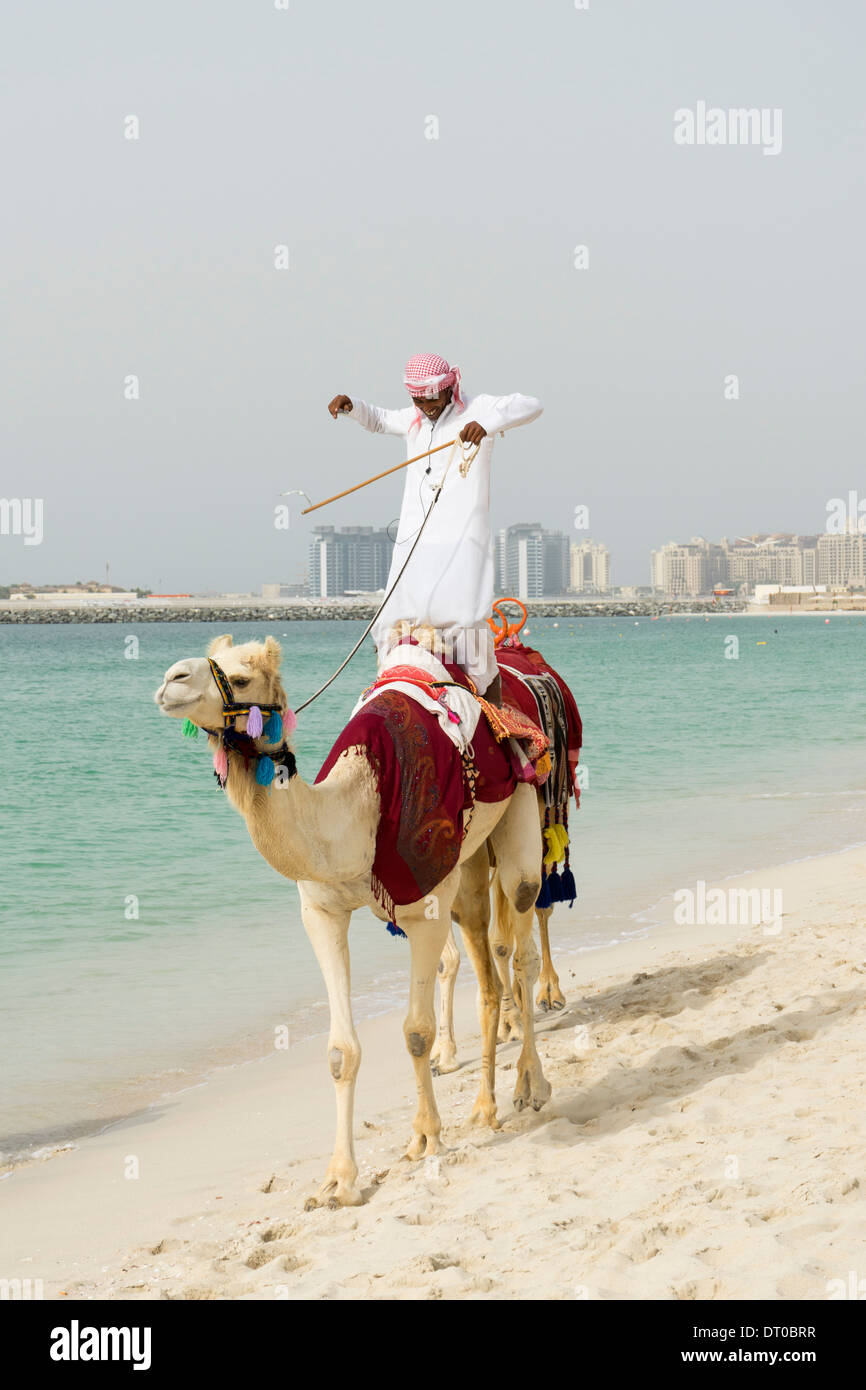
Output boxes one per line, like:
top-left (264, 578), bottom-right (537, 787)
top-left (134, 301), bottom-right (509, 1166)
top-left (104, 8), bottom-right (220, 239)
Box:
top-left (431, 800), bottom-right (567, 1076)
top-left (155, 633), bottom-right (550, 1209)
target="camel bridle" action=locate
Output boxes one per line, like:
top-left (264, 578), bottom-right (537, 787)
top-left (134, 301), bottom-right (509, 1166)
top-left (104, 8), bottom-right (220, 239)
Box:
top-left (207, 657), bottom-right (284, 730)
top-left (184, 658), bottom-right (297, 790)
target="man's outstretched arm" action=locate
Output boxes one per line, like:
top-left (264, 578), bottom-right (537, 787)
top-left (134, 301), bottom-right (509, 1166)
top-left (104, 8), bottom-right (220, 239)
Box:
top-left (327, 394), bottom-right (414, 435)
top-left (473, 392), bottom-right (543, 436)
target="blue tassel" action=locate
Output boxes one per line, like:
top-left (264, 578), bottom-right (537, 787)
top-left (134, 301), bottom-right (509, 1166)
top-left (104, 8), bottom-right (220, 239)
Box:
top-left (560, 866), bottom-right (577, 907)
top-left (386, 920), bottom-right (407, 939)
top-left (535, 873), bottom-right (552, 910)
top-left (547, 868), bottom-right (563, 903)
top-left (255, 756), bottom-right (276, 786)
top-left (263, 710), bottom-right (283, 742)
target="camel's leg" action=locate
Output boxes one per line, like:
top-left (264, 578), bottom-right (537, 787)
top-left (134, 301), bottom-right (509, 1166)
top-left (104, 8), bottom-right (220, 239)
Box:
top-left (400, 905), bottom-right (453, 1160)
top-left (491, 875), bottom-right (522, 1043)
top-left (490, 785), bottom-right (551, 1112)
top-left (510, 908), bottom-right (551, 1110)
top-left (299, 899), bottom-right (363, 1208)
top-left (431, 925), bottom-right (460, 1075)
top-left (536, 906), bottom-right (566, 1011)
top-left (452, 844), bottom-right (501, 1129)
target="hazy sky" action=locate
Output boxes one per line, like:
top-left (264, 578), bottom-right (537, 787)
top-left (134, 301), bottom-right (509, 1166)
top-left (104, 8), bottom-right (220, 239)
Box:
top-left (2, 0), bottom-right (864, 590)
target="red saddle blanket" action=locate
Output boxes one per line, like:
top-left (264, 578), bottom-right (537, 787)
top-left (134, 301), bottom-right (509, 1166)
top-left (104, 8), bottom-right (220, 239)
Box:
top-left (315, 643), bottom-right (581, 916)
top-left (315, 688), bottom-right (516, 915)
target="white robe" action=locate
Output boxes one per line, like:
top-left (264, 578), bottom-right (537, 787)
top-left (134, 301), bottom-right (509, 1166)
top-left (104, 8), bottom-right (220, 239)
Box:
top-left (347, 390), bottom-right (542, 688)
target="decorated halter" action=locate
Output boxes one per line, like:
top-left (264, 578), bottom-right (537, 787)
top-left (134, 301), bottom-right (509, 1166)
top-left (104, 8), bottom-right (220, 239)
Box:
top-left (205, 657), bottom-right (283, 730)
top-left (181, 657), bottom-right (298, 790)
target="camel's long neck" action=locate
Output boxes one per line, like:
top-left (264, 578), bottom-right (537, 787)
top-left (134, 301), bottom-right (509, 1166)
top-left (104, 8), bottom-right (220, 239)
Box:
top-left (224, 747), bottom-right (377, 886)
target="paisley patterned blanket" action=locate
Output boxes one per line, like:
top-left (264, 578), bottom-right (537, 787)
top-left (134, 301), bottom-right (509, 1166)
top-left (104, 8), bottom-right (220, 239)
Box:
top-left (315, 688), bottom-right (516, 917)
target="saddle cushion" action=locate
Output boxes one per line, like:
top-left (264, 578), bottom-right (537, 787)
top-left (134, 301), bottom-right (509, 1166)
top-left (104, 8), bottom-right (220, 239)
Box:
top-left (316, 687), bottom-right (516, 916)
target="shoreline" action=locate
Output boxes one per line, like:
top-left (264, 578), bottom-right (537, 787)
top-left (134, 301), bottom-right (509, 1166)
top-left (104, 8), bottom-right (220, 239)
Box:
top-left (2, 604), bottom-right (863, 627)
top-left (0, 599), bottom-right (748, 624)
top-left (2, 838), bottom-right (864, 1299)
top-left (4, 828), bottom-right (863, 1180)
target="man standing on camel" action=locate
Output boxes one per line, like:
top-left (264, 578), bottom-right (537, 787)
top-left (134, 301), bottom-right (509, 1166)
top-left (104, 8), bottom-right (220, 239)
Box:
top-left (328, 353), bottom-right (542, 705)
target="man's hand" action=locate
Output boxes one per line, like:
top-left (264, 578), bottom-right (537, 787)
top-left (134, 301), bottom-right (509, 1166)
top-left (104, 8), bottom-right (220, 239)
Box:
top-left (459, 421), bottom-right (487, 447)
top-left (457, 420), bottom-right (486, 475)
top-left (328, 394), bottom-right (353, 417)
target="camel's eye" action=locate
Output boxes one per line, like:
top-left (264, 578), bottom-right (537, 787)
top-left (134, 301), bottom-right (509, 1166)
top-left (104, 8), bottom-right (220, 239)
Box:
top-left (232, 676), bottom-right (250, 689)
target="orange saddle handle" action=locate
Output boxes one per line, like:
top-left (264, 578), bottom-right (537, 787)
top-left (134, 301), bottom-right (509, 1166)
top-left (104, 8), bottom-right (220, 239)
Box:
top-left (487, 597), bottom-right (528, 647)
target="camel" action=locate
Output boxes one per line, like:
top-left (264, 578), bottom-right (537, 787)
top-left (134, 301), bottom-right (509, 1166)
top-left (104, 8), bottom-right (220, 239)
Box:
top-left (154, 633), bottom-right (550, 1209)
top-left (431, 802), bottom-right (567, 1077)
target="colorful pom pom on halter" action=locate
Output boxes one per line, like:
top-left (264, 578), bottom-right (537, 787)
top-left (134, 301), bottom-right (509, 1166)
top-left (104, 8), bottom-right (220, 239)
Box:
top-left (263, 710), bottom-right (283, 742)
top-left (213, 745), bottom-right (228, 787)
top-left (282, 707), bottom-right (297, 736)
top-left (246, 705), bottom-right (263, 738)
top-left (182, 718), bottom-right (199, 739)
top-left (255, 756), bottom-right (276, 786)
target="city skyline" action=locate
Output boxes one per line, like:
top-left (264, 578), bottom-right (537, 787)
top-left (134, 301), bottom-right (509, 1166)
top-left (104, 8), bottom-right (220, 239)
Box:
top-left (6, 497), bottom-right (865, 594)
top-left (13, 516), bottom-right (864, 603)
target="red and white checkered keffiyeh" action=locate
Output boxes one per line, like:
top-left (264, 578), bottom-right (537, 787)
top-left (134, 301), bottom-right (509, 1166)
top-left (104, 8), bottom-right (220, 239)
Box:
top-left (403, 353), bottom-right (464, 431)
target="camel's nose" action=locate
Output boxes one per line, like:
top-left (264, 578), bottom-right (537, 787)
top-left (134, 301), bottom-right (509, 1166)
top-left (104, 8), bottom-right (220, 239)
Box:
top-left (164, 662), bottom-right (192, 683)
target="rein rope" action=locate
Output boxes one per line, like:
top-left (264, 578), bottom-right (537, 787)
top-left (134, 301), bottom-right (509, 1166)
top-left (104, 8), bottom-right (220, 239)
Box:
top-left (186, 439), bottom-right (478, 790)
top-left (293, 439), bottom-right (477, 715)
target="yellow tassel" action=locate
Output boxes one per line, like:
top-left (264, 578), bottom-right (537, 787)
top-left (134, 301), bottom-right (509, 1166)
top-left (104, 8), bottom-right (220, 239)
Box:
top-left (552, 823), bottom-right (570, 857)
top-left (542, 823), bottom-right (569, 867)
top-left (543, 827), bottom-right (559, 867)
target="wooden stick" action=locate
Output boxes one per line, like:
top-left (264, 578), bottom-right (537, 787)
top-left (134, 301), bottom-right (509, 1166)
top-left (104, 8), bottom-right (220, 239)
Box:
top-left (300, 438), bottom-right (457, 514)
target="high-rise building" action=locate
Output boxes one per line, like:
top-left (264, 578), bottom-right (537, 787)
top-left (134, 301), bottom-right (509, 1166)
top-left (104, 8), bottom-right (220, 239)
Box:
top-left (543, 532), bottom-right (571, 596)
top-left (500, 523), bottom-right (570, 599)
top-left (503, 523), bottom-right (544, 600)
top-left (495, 528), bottom-right (508, 593)
top-left (309, 526), bottom-right (393, 597)
top-left (570, 540), bottom-right (611, 593)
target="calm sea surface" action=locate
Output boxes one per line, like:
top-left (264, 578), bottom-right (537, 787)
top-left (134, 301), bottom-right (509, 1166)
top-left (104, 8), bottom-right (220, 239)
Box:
top-left (1, 615), bottom-right (864, 1161)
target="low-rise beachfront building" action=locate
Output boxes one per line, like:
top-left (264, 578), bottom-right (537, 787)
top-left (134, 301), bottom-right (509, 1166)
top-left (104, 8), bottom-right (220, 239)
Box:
top-left (650, 539), bottom-right (712, 596)
top-left (9, 588), bottom-right (140, 604)
top-left (651, 534), bottom-right (831, 596)
top-left (817, 531), bottom-right (866, 587)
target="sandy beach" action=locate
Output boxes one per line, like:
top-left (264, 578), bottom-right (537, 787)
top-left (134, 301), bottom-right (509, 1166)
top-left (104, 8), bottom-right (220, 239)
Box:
top-left (2, 844), bottom-right (864, 1302)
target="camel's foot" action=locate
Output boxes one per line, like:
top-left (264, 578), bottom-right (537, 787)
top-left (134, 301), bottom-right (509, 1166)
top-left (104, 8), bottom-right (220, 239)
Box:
top-left (304, 1168), bottom-right (364, 1211)
top-left (403, 1129), bottom-right (442, 1161)
top-left (469, 1092), bottom-right (501, 1130)
top-left (512, 1062), bottom-right (552, 1114)
top-left (498, 1006), bottom-right (524, 1044)
top-left (537, 975), bottom-right (566, 1012)
top-left (431, 1037), bottom-right (459, 1075)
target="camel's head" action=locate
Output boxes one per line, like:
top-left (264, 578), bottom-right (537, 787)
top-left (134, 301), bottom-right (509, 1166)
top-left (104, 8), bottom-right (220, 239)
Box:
top-left (154, 633), bottom-right (290, 738)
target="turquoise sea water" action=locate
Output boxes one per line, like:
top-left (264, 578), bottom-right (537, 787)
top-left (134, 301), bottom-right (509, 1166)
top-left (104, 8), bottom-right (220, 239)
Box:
top-left (1, 615), bottom-right (864, 1162)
